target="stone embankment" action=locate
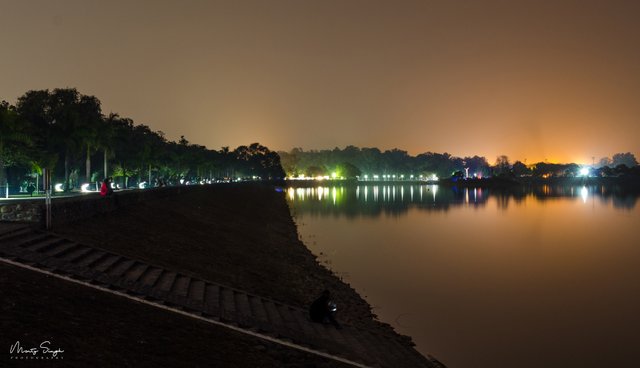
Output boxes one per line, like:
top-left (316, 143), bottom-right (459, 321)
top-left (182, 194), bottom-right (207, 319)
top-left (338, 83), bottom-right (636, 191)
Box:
top-left (0, 186), bottom-right (188, 227)
top-left (0, 225), bottom-right (441, 367)
top-left (0, 201), bottom-right (41, 222)
top-left (1, 184), bottom-right (446, 367)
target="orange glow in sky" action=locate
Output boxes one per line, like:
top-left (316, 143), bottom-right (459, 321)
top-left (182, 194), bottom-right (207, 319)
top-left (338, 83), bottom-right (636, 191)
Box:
top-left (1, 0), bottom-right (638, 164)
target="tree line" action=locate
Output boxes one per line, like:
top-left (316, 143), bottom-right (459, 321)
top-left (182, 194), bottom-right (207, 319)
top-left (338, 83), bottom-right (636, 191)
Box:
top-left (279, 147), bottom-right (492, 179)
top-left (279, 146), bottom-right (639, 179)
top-left (0, 88), bottom-right (284, 193)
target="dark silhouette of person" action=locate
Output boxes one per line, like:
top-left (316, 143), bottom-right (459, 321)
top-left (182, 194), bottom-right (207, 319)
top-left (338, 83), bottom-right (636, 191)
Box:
top-left (27, 182), bottom-right (36, 196)
top-left (309, 290), bottom-right (342, 329)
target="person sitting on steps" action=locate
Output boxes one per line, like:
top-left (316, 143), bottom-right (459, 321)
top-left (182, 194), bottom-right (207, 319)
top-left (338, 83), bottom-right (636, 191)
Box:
top-left (309, 290), bottom-right (342, 329)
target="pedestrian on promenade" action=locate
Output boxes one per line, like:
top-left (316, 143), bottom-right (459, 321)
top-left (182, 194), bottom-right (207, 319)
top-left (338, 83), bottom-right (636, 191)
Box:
top-left (100, 177), bottom-right (114, 197)
top-left (27, 182), bottom-right (36, 196)
top-left (310, 290), bottom-right (342, 329)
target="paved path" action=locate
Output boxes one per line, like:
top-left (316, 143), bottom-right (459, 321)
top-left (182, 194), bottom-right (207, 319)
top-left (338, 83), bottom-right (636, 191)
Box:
top-left (0, 223), bottom-right (445, 368)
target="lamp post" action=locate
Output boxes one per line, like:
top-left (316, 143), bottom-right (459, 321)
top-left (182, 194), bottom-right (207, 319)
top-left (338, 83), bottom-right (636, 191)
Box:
top-left (43, 168), bottom-right (52, 230)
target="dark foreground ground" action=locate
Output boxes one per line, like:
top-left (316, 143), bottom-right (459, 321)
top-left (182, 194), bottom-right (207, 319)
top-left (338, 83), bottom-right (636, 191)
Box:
top-left (2, 184), bottom-right (405, 366)
top-left (0, 262), bottom-right (349, 368)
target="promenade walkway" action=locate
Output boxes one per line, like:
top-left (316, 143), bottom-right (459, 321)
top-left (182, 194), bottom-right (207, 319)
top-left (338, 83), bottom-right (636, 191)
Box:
top-left (0, 223), bottom-right (445, 368)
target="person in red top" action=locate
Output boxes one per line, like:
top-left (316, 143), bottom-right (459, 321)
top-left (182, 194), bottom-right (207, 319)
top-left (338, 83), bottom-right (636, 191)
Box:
top-left (100, 178), bottom-right (113, 197)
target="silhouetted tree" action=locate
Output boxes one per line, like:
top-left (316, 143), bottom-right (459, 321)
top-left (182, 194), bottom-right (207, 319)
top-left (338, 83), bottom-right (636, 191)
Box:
top-left (494, 155), bottom-right (511, 177)
top-left (75, 94), bottom-right (103, 183)
top-left (0, 101), bottom-right (32, 192)
top-left (597, 157), bottom-right (612, 168)
top-left (612, 152), bottom-right (638, 168)
top-left (337, 162), bottom-right (361, 179)
top-left (512, 161), bottom-right (529, 177)
top-left (463, 156), bottom-right (490, 178)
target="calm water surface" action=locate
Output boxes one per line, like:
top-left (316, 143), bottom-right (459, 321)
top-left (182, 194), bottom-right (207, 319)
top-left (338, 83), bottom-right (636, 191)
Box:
top-left (286, 184), bottom-right (639, 368)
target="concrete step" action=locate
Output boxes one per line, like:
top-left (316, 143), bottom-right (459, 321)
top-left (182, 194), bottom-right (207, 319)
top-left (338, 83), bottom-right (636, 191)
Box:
top-left (306, 316), bottom-right (328, 336)
top-left (27, 237), bottom-right (68, 253)
top-left (110, 262), bottom-right (150, 292)
top-left (74, 250), bottom-right (109, 268)
top-left (107, 259), bottom-right (137, 277)
top-left (289, 308), bottom-right (320, 339)
top-left (59, 246), bottom-right (94, 263)
top-left (171, 275), bottom-right (191, 298)
top-left (261, 300), bottom-right (301, 340)
top-left (263, 300), bottom-right (286, 331)
top-left (275, 303), bottom-right (307, 341)
top-left (121, 262), bottom-right (149, 283)
top-left (1, 243), bottom-right (49, 265)
top-left (155, 271), bottom-right (178, 291)
top-left (38, 254), bottom-right (72, 273)
top-left (3, 232), bottom-right (51, 248)
top-left (92, 254), bottom-right (122, 273)
top-left (0, 225), bottom-right (31, 239)
top-left (220, 287), bottom-right (237, 321)
top-left (323, 321), bottom-right (353, 350)
top-left (203, 283), bottom-right (221, 316)
top-left (131, 267), bottom-right (166, 298)
top-left (0, 228), bottom-right (40, 242)
top-left (43, 242), bottom-right (78, 258)
top-left (139, 267), bottom-right (164, 287)
top-left (187, 279), bottom-right (206, 302)
top-left (248, 295), bottom-right (270, 323)
top-left (234, 292), bottom-right (252, 318)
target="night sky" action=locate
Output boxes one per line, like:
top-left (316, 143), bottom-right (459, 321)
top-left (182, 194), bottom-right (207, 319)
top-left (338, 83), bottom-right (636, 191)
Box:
top-left (2, 0), bottom-right (639, 164)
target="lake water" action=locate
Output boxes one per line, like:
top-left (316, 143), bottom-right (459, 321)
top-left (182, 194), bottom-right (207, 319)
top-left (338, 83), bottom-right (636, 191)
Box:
top-left (286, 184), bottom-right (639, 368)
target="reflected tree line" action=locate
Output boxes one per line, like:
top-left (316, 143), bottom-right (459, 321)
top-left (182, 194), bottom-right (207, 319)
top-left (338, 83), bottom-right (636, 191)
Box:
top-left (287, 184), bottom-right (639, 219)
top-left (0, 88), bottom-right (284, 193)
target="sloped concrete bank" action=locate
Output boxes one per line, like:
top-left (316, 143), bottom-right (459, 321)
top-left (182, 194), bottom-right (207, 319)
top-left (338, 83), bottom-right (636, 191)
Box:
top-left (2, 184), bottom-right (442, 366)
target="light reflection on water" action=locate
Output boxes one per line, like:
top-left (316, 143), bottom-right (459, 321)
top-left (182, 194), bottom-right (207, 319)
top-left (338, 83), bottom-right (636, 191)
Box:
top-left (287, 184), bottom-right (638, 217)
top-left (289, 185), bottom-right (447, 203)
top-left (287, 184), bottom-right (639, 368)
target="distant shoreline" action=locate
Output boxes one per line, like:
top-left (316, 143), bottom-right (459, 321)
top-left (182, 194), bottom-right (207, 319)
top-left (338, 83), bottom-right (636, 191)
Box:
top-left (284, 176), bottom-right (640, 189)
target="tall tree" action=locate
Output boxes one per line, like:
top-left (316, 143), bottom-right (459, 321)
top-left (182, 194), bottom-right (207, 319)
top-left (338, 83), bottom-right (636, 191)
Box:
top-left (47, 88), bottom-right (87, 190)
top-left (76, 94), bottom-right (103, 183)
top-left (0, 101), bottom-right (32, 194)
top-left (494, 155), bottom-right (511, 177)
top-left (110, 116), bottom-right (137, 187)
top-left (100, 113), bottom-right (120, 179)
